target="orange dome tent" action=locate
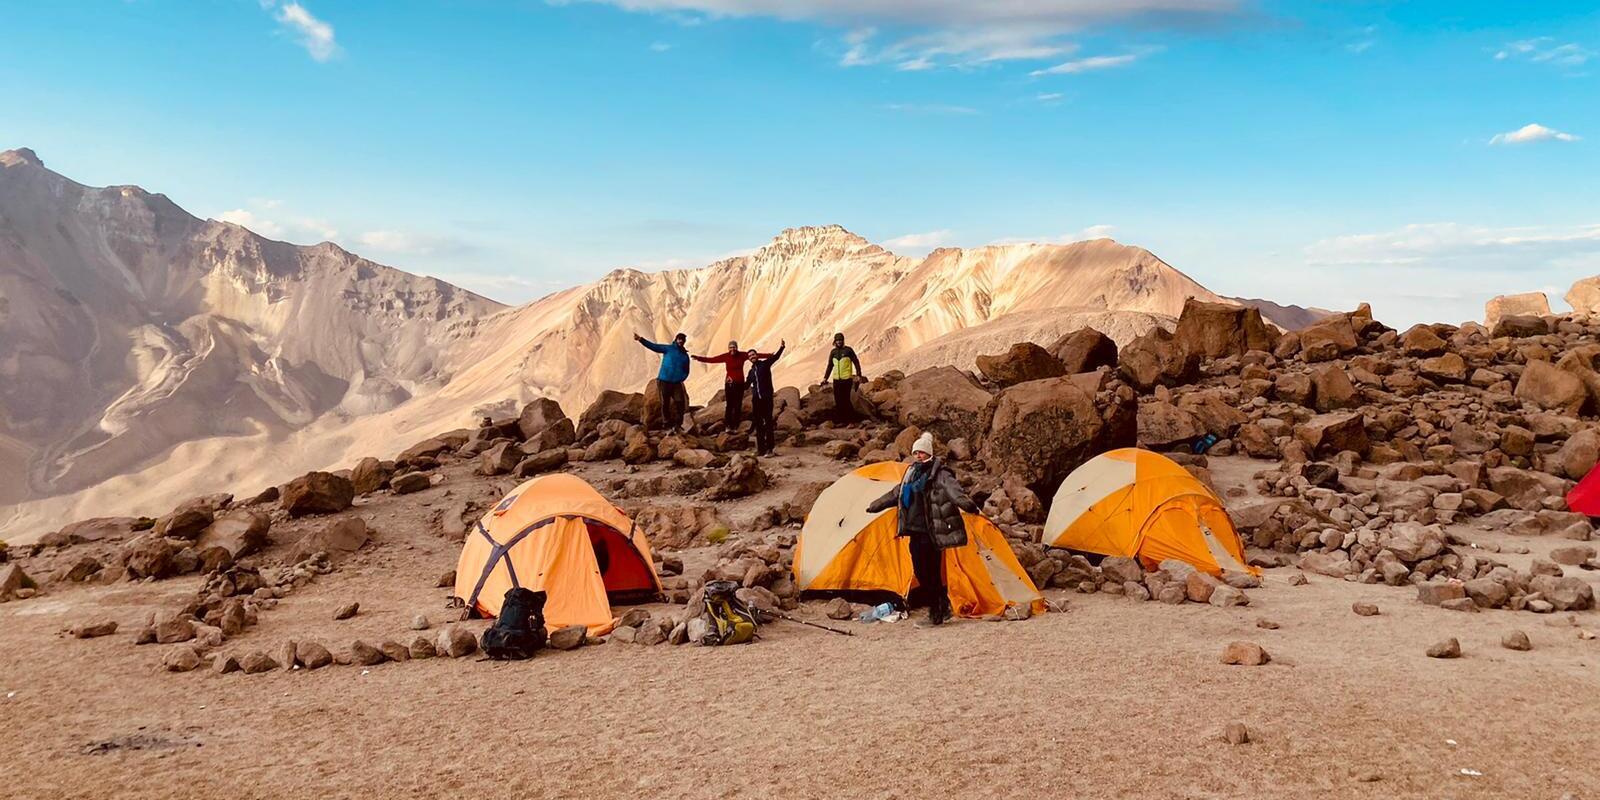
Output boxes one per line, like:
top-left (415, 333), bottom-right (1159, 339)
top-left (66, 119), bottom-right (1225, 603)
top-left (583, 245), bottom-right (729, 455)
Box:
top-left (454, 473), bottom-right (660, 635)
top-left (1043, 448), bottom-right (1258, 576)
top-left (795, 461), bottom-right (1045, 619)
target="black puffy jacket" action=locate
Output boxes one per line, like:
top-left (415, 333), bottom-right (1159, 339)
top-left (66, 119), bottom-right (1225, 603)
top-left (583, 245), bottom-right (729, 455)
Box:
top-left (866, 458), bottom-right (977, 549)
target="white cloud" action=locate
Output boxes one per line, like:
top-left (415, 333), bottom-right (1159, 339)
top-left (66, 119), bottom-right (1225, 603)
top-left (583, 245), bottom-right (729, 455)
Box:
top-left (262, 1), bottom-right (340, 62)
top-left (1495, 38), bottom-right (1595, 69)
top-left (1036, 92), bottom-right (1064, 102)
top-left (1030, 51), bottom-right (1147, 76)
top-left (213, 201), bottom-right (338, 243)
top-left (559, 1), bottom-right (1240, 69)
top-left (882, 103), bottom-right (979, 116)
top-left (883, 230), bottom-right (954, 252)
top-left (989, 224), bottom-right (1118, 245)
top-left (1490, 123), bottom-right (1581, 145)
top-left (649, 41), bottom-right (674, 52)
top-left (355, 229), bottom-right (478, 257)
top-left (1305, 222), bottom-right (1600, 268)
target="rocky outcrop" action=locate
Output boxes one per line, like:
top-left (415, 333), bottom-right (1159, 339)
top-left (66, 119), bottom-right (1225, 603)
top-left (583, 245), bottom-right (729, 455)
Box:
top-left (1483, 291), bottom-right (1551, 330)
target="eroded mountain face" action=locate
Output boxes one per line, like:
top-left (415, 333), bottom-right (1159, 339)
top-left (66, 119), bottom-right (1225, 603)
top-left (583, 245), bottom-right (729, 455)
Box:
top-left (0, 148), bottom-right (502, 505)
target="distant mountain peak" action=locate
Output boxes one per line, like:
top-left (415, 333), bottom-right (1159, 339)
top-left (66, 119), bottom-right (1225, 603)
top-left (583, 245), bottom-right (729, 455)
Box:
top-left (0, 147), bottom-right (43, 168)
top-left (767, 224), bottom-right (870, 248)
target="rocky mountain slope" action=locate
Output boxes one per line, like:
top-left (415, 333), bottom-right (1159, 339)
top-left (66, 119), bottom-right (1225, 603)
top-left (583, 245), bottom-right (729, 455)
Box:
top-left (0, 148), bottom-right (502, 516)
top-left (1, 149), bottom-right (1320, 538)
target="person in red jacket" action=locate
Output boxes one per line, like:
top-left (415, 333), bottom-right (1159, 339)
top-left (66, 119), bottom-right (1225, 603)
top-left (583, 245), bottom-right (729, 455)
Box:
top-left (693, 340), bottom-right (776, 431)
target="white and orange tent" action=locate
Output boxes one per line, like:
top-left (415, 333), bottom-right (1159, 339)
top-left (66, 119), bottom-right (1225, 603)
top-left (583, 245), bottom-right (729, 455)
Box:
top-left (454, 473), bottom-right (660, 634)
top-left (795, 461), bottom-right (1045, 618)
top-left (1043, 448), bottom-right (1257, 576)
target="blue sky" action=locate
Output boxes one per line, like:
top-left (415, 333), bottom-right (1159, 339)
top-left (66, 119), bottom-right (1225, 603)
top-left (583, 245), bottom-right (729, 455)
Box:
top-left (2, 0), bottom-right (1596, 325)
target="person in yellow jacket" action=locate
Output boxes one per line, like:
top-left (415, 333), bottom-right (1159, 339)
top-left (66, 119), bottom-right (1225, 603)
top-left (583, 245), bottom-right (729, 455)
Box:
top-left (819, 332), bottom-right (864, 425)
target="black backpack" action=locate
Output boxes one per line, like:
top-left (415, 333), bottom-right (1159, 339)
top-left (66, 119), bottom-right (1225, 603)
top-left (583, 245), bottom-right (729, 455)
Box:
top-left (481, 587), bottom-right (548, 659)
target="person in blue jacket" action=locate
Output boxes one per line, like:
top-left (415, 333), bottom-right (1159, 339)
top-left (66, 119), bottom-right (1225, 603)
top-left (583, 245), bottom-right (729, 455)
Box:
top-left (634, 331), bottom-right (692, 431)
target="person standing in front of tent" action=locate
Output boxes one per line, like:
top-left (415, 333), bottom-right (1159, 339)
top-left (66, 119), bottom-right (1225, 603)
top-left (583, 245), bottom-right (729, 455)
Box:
top-left (745, 340), bottom-right (785, 456)
top-left (820, 332), bottom-right (864, 425)
top-left (634, 331), bottom-right (691, 431)
top-left (865, 433), bottom-right (976, 626)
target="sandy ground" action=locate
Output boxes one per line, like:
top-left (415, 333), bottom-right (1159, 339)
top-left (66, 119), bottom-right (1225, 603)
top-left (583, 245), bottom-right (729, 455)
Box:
top-left (3, 453), bottom-right (1598, 799)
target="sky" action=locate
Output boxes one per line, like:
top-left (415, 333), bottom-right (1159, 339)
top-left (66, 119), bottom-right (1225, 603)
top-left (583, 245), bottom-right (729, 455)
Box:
top-left (1, 0), bottom-right (1597, 326)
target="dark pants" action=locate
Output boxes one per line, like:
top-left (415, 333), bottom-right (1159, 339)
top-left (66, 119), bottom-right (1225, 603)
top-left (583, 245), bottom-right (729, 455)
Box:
top-left (658, 381), bottom-right (688, 430)
top-left (723, 381), bottom-right (744, 430)
top-left (831, 379), bottom-right (855, 425)
top-left (751, 395), bottom-right (775, 454)
top-left (908, 534), bottom-right (948, 620)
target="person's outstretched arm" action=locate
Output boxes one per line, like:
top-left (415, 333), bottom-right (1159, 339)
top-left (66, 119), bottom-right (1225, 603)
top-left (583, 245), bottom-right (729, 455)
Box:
top-left (635, 334), bottom-right (669, 354)
top-left (693, 353), bottom-right (729, 364)
top-left (866, 486), bottom-right (900, 514)
top-left (757, 341), bottom-right (786, 362)
top-left (938, 470), bottom-right (979, 514)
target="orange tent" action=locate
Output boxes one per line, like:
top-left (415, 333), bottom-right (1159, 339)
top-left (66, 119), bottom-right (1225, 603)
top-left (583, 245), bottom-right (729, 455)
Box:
top-left (794, 461), bottom-right (1045, 619)
top-left (453, 473), bottom-right (660, 634)
top-left (1043, 448), bottom-right (1258, 576)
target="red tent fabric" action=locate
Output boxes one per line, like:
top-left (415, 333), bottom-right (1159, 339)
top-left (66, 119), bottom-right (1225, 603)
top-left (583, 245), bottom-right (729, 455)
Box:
top-left (1566, 462), bottom-right (1600, 516)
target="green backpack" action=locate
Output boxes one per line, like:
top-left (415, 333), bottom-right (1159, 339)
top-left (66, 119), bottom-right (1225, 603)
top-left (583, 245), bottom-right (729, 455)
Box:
top-left (701, 580), bottom-right (759, 645)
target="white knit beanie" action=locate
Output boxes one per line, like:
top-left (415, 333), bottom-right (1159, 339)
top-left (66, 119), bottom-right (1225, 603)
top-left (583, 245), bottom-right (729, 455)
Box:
top-left (912, 432), bottom-right (935, 456)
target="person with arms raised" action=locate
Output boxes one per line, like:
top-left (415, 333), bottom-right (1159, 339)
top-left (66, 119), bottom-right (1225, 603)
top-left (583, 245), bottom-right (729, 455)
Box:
top-left (865, 433), bottom-right (975, 626)
top-left (634, 331), bottom-right (692, 432)
top-left (694, 339), bottom-right (777, 432)
top-left (745, 340), bottom-right (785, 456)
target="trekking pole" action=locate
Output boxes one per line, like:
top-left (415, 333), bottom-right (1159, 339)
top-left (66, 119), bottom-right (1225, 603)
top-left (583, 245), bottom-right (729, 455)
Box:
top-left (766, 610), bottom-right (854, 636)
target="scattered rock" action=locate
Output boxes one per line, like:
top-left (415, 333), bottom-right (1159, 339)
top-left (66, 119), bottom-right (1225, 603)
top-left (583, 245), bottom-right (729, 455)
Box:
top-left (280, 471), bottom-right (356, 517)
top-left (1500, 630), bottom-right (1532, 651)
top-left (1425, 637), bottom-right (1461, 659)
top-left (70, 619), bottom-right (119, 639)
top-left (161, 645), bottom-right (204, 673)
top-left (332, 602), bottom-right (360, 621)
top-left (436, 626), bottom-right (478, 658)
top-left (548, 625), bottom-right (588, 651)
top-left (1221, 722), bottom-right (1251, 745)
top-left (1220, 641), bottom-right (1270, 666)
top-left (240, 651), bottom-right (279, 674)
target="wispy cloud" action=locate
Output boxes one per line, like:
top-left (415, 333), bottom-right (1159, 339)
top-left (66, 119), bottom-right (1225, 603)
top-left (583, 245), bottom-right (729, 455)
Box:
top-left (1030, 50), bottom-right (1151, 77)
top-left (214, 203), bottom-right (338, 243)
top-left (355, 229), bottom-right (479, 257)
top-left (1490, 123), bottom-right (1581, 145)
top-left (1036, 92), bottom-right (1065, 104)
top-left (989, 224), bottom-right (1117, 246)
top-left (1305, 222), bottom-right (1600, 268)
top-left (648, 41), bottom-right (674, 52)
top-left (261, 1), bottom-right (340, 62)
top-left (883, 230), bottom-right (954, 253)
top-left (558, 1), bottom-right (1242, 70)
top-left (882, 103), bottom-right (980, 116)
top-left (1495, 37), bottom-right (1594, 70)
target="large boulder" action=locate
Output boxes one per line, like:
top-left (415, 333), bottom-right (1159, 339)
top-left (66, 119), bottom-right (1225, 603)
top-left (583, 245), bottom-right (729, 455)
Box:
top-left (895, 367), bottom-right (995, 443)
top-left (1176, 392), bottom-right (1249, 438)
top-left (154, 495), bottom-right (227, 540)
top-left (1493, 315), bottom-right (1550, 339)
top-left (705, 454), bottom-right (769, 501)
top-left (120, 533), bottom-right (179, 580)
top-left (577, 390), bottom-right (646, 435)
top-left (1515, 360), bottom-right (1587, 416)
top-left (1310, 365), bottom-right (1358, 411)
top-left (1118, 328), bottom-right (1199, 391)
top-left (1048, 328), bottom-right (1118, 374)
top-left (1297, 315), bottom-right (1358, 362)
top-left (38, 517), bottom-right (141, 548)
top-left (193, 510), bottom-right (271, 572)
top-left (349, 457), bottom-right (394, 495)
top-left (1137, 401), bottom-right (1205, 450)
top-left (1399, 325), bottom-right (1447, 356)
top-left (1566, 276), bottom-right (1600, 318)
top-left (981, 376), bottom-right (1127, 498)
top-left (1553, 428), bottom-right (1600, 479)
top-left (1172, 299), bottom-right (1279, 360)
top-left (289, 517), bottom-right (369, 563)
top-left (975, 343), bottom-right (1066, 387)
top-left (1294, 412), bottom-right (1370, 458)
top-left (280, 472), bottom-right (355, 517)
top-left (477, 442), bottom-right (525, 476)
top-left (1484, 292), bottom-right (1551, 330)
top-left (517, 398), bottom-right (571, 440)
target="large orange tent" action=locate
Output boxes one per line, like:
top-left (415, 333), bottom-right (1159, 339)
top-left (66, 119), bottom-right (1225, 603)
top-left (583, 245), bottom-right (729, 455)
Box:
top-left (1043, 448), bottom-right (1258, 576)
top-left (454, 473), bottom-right (660, 634)
top-left (795, 461), bottom-right (1045, 619)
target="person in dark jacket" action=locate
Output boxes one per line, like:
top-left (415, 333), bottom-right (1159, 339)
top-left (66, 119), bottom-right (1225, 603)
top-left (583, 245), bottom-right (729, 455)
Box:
top-left (634, 332), bottom-right (692, 431)
top-left (694, 340), bottom-right (777, 431)
top-left (745, 341), bottom-right (785, 456)
top-left (820, 332), bottom-right (864, 425)
top-left (864, 433), bottom-right (976, 625)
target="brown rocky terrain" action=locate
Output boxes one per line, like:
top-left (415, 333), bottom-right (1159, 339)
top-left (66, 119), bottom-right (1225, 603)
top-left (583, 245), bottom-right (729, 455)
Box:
top-left (2, 296), bottom-right (1598, 798)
